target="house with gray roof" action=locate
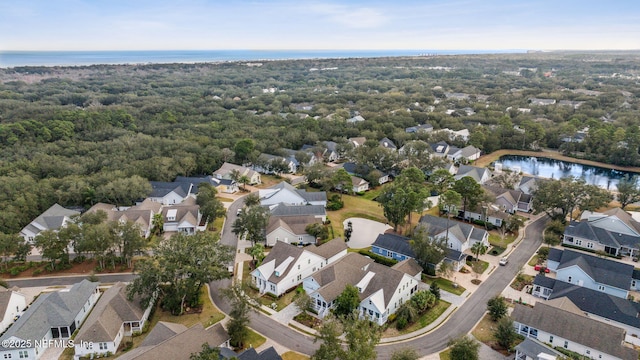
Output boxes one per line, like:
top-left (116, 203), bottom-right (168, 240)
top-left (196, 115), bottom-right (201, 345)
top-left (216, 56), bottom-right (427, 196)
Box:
top-left (538, 248), bottom-right (638, 299)
top-left (371, 232), bottom-right (466, 271)
top-left (512, 302), bottom-right (638, 360)
top-left (253, 153), bottom-right (298, 174)
top-left (455, 165), bottom-right (492, 184)
top-left (175, 175), bottom-right (238, 194)
top-left (74, 283), bottom-right (153, 359)
top-left (265, 215), bottom-right (323, 246)
top-left (267, 203), bottom-right (326, 221)
top-left (563, 208), bottom-right (640, 258)
top-left (532, 276), bottom-right (640, 345)
top-left (117, 323), bottom-right (229, 360)
top-left (515, 337), bottom-right (565, 360)
top-left (213, 162), bottom-right (261, 185)
top-left (339, 162), bottom-right (389, 185)
top-left (148, 181), bottom-right (193, 205)
top-left (20, 203), bottom-right (80, 243)
top-left (302, 252), bottom-right (421, 325)
top-left (220, 346), bottom-right (283, 360)
top-left (419, 215), bottom-right (489, 255)
top-left (259, 182), bottom-right (327, 207)
top-left (379, 137), bottom-right (397, 150)
top-left (483, 185), bottom-right (533, 213)
top-left (0, 280), bottom-right (100, 360)
top-left (251, 238), bottom-right (348, 297)
top-left (405, 123), bottom-right (433, 133)
top-left (518, 175), bottom-right (541, 195)
top-left (161, 197), bottom-right (205, 236)
top-left (0, 287), bottom-right (27, 334)
top-left (85, 199), bottom-right (161, 238)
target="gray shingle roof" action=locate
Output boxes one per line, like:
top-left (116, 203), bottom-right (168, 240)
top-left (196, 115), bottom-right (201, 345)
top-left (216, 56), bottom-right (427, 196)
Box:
top-left (307, 238), bottom-right (348, 259)
top-left (547, 248), bottom-right (563, 262)
top-left (266, 215), bottom-right (321, 236)
top-left (236, 346), bottom-right (283, 360)
top-left (555, 249), bottom-right (633, 290)
top-left (268, 204), bottom-right (326, 218)
top-left (75, 283), bottom-right (147, 343)
top-left (372, 233), bottom-right (415, 258)
top-left (260, 242), bottom-right (305, 284)
top-left (515, 337), bottom-right (564, 359)
top-left (512, 302), bottom-right (638, 360)
top-left (149, 181), bottom-right (190, 198)
top-left (565, 220), bottom-right (640, 250)
top-left (532, 273), bottom-right (557, 289)
top-left (0, 280), bottom-right (98, 349)
top-left (418, 215), bottom-right (487, 244)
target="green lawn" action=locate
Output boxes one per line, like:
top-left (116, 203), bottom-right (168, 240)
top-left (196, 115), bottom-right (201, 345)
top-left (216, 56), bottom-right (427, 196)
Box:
top-left (240, 328), bottom-right (266, 350)
top-left (422, 276), bottom-right (466, 295)
top-left (439, 349), bottom-right (451, 360)
top-left (466, 259), bottom-right (489, 274)
top-left (326, 193), bottom-right (386, 238)
top-left (528, 255), bottom-right (539, 266)
top-left (396, 300), bottom-right (451, 335)
top-left (489, 233), bottom-right (517, 248)
top-left (282, 352), bottom-right (310, 360)
top-left (488, 246), bottom-right (506, 256)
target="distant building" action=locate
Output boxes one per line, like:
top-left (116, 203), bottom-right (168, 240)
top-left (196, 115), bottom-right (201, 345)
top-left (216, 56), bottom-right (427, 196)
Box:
top-left (20, 204), bottom-right (80, 243)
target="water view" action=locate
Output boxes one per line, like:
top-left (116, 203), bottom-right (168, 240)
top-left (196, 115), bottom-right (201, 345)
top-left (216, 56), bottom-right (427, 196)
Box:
top-left (494, 155), bottom-right (640, 190)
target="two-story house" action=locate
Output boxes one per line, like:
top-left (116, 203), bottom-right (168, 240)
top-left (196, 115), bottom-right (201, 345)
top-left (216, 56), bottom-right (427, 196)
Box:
top-left (213, 162), bottom-right (261, 185)
top-left (0, 287), bottom-right (27, 334)
top-left (20, 203), bottom-right (80, 243)
top-left (418, 215), bottom-right (489, 254)
top-left (148, 181), bottom-right (193, 205)
top-left (251, 238), bottom-right (347, 297)
top-left (259, 182), bottom-right (327, 207)
top-left (74, 283), bottom-right (154, 359)
top-left (161, 198), bottom-right (205, 236)
top-left (512, 302), bottom-right (638, 360)
top-left (302, 253), bottom-right (421, 325)
top-left (86, 199), bottom-right (161, 238)
top-left (265, 215), bottom-right (323, 246)
top-left (0, 280), bottom-right (100, 360)
top-left (563, 208), bottom-right (640, 258)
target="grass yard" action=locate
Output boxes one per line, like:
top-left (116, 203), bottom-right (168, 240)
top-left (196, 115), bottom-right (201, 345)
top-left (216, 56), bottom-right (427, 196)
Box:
top-left (439, 349), bottom-right (452, 360)
top-left (488, 246), bottom-right (506, 256)
top-left (242, 261), bottom-right (298, 311)
top-left (153, 285), bottom-right (225, 328)
top-left (386, 300), bottom-right (451, 336)
top-left (218, 197), bottom-right (234, 202)
top-left (528, 255), bottom-right (539, 266)
top-left (241, 328), bottom-right (267, 350)
top-left (282, 351), bottom-right (310, 360)
top-left (326, 194), bottom-right (386, 238)
top-left (471, 313), bottom-right (497, 343)
top-left (489, 233), bottom-right (517, 248)
top-left (467, 259), bottom-right (489, 274)
top-left (510, 274), bottom-right (534, 291)
top-left (422, 276), bottom-right (466, 295)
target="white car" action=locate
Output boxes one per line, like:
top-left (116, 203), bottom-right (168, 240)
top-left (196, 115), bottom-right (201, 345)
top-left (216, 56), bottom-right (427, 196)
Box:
top-left (499, 257), bottom-right (508, 266)
top-left (236, 208), bottom-right (243, 215)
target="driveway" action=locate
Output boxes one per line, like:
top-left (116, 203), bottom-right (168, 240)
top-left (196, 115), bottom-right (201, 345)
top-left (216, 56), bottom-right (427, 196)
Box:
top-left (343, 218), bottom-right (392, 249)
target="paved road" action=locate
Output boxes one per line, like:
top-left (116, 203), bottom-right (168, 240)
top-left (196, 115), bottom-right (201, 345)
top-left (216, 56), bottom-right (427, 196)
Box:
top-left (210, 214), bottom-right (548, 358)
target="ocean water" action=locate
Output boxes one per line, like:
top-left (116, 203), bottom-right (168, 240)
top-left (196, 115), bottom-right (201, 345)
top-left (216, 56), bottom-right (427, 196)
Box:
top-left (0, 49), bottom-right (521, 68)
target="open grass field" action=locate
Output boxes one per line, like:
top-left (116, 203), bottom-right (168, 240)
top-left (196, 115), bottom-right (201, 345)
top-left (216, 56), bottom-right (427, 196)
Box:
top-left (326, 193), bottom-right (386, 238)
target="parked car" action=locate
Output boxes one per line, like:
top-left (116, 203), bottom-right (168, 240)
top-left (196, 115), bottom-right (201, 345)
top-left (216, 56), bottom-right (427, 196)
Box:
top-left (534, 264), bottom-right (550, 273)
top-left (499, 257), bottom-right (508, 266)
top-left (236, 208), bottom-right (243, 215)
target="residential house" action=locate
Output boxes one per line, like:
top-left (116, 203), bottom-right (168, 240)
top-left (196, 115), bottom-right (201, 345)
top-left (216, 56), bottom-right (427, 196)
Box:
top-left (371, 232), bottom-right (466, 271)
top-left (346, 115), bottom-right (365, 123)
top-left (266, 215), bottom-right (323, 246)
top-left (321, 141), bottom-right (340, 162)
top-left (444, 92), bottom-right (470, 100)
top-left (455, 165), bottom-right (492, 184)
top-left (175, 175), bottom-right (238, 194)
top-left (435, 128), bottom-right (470, 142)
top-left (514, 337), bottom-right (568, 360)
top-left (563, 208), bottom-right (640, 257)
top-left (483, 185), bottom-right (533, 213)
top-left (259, 182), bottom-right (327, 207)
top-left (20, 203), bottom-right (80, 242)
top-left (117, 322), bottom-right (229, 360)
top-left (379, 137), bottom-right (397, 150)
top-left (532, 277), bottom-right (640, 344)
top-left (340, 162), bottom-right (390, 185)
top-left (0, 287), bottom-right (27, 334)
top-left (161, 198), bottom-right (205, 235)
top-left (213, 162), bottom-right (262, 185)
top-left (462, 204), bottom-right (510, 228)
top-left (74, 283), bottom-right (154, 359)
top-left (350, 176), bottom-right (370, 193)
top-left (300, 144), bottom-right (330, 164)
top-left (559, 100), bottom-right (585, 109)
top-left (267, 203), bottom-right (327, 222)
top-left (302, 253), bottom-right (421, 325)
top-left (148, 181), bottom-right (193, 205)
top-left (86, 199), bottom-right (161, 238)
top-left (251, 238), bottom-right (348, 297)
top-left (254, 153), bottom-right (297, 174)
top-left (512, 302), bottom-right (638, 360)
top-left (529, 98), bottom-right (557, 106)
top-left (348, 137), bottom-right (366, 148)
top-left (405, 123), bottom-right (433, 133)
top-left (0, 280), bottom-right (100, 360)
top-left (419, 215), bottom-right (490, 254)
top-left (430, 141), bottom-right (450, 158)
top-left (518, 175), bottom-right (541, 195)
top-left (459, 145), bottom-right (481, 162)
top-left (540, 248), bottom-right (638, 299)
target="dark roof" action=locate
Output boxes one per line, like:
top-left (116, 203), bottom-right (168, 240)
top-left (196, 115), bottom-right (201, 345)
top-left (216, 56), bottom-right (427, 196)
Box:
top-left (565, 220), bottom-right (640, 250)
top-left (418, 215), bottom-right (487, 244)
top-left (341, 162), bottom-right (388, 177)
top-left (391, 258), bottom-right (423, 277)
top-left (268, 182), bottom-right (327, 203)
top-left (512, 302), bottom-right (638, 360)
top-left (149, 181), bottom-right (191, 198)
top-left (634, 269), bottom-right (640, 281)
top-left (532, 273), bottom-right (556, 289)
top-left (548, 281), bottom-right (640, 329)
top-left (515, 337), bottom-right (563, 359)
top-left (268, 204), bottom-right (326, 217)
top-left (372, 233), bottom-right (414, 258)
top-left (235, 346), bottom-right (283, 360)
top-left (555, 249), bottom-right (633, 290)
top-left (446, 248), bottom-right (466, 262)
top-left (547, 248), bottom-right (563, 262)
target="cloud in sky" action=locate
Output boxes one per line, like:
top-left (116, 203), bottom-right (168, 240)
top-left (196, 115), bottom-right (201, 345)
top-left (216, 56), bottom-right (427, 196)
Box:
top-left (0, 0), bottom-right (639, 50)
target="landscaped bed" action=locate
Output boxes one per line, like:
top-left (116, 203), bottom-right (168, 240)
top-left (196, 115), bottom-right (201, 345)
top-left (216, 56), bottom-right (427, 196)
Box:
top-left (382, 300), bottom-right (451, 337)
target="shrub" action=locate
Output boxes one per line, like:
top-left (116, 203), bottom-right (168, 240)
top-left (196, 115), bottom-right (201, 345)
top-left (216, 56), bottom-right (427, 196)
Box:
top-left (357, 250), bottom-right (398, 266)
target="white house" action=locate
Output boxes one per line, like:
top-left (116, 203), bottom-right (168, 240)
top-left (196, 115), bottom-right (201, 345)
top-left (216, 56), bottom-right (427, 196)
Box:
top-left (455, 165), bottom-right (492, 184)
top-left (20, 203), bottom-right (80, 242)
top-left (85, 199), bottom-right (161, 238)
top-left (265, 215), bottom-right (323, 246)
top-left (0, 287), bottom-right (27, 334)
top-left (350, 176), bottom-right (370, 193)
top-left (259, 182), bottom-right (327, 207)
top-left (512, 302), bottom-right (638, 360)
top-left (148, 182), bottom-right (192, 205)
top-left (74, 283), bottom-right (154, 359)
top-left (0, 280), bottom-right (100, 360)
top-left (161, 198), bottom-right (205, 236)
top-left (213, 162), bottom-right (261, 185)
top-left (254, 153), bottom-right (297, 174)
top-left (302, 253), bottom-right (421, 325)
top-left (419, 215), bottom-right (489, 254)
top-left (251, 238), bottom-right (347, 297)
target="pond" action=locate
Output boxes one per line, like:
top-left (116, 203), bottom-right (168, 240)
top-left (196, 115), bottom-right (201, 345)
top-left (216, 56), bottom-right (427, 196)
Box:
top-left (494, 155), bottom-right (640, 190)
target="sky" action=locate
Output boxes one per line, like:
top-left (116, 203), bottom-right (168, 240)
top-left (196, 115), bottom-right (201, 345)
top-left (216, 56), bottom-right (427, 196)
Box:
top-left (1, 0), bottom-right (639, 51)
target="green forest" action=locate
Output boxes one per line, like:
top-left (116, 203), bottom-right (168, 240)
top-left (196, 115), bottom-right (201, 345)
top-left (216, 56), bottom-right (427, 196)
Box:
top-left (1, 51), bottom-right (639, 235)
